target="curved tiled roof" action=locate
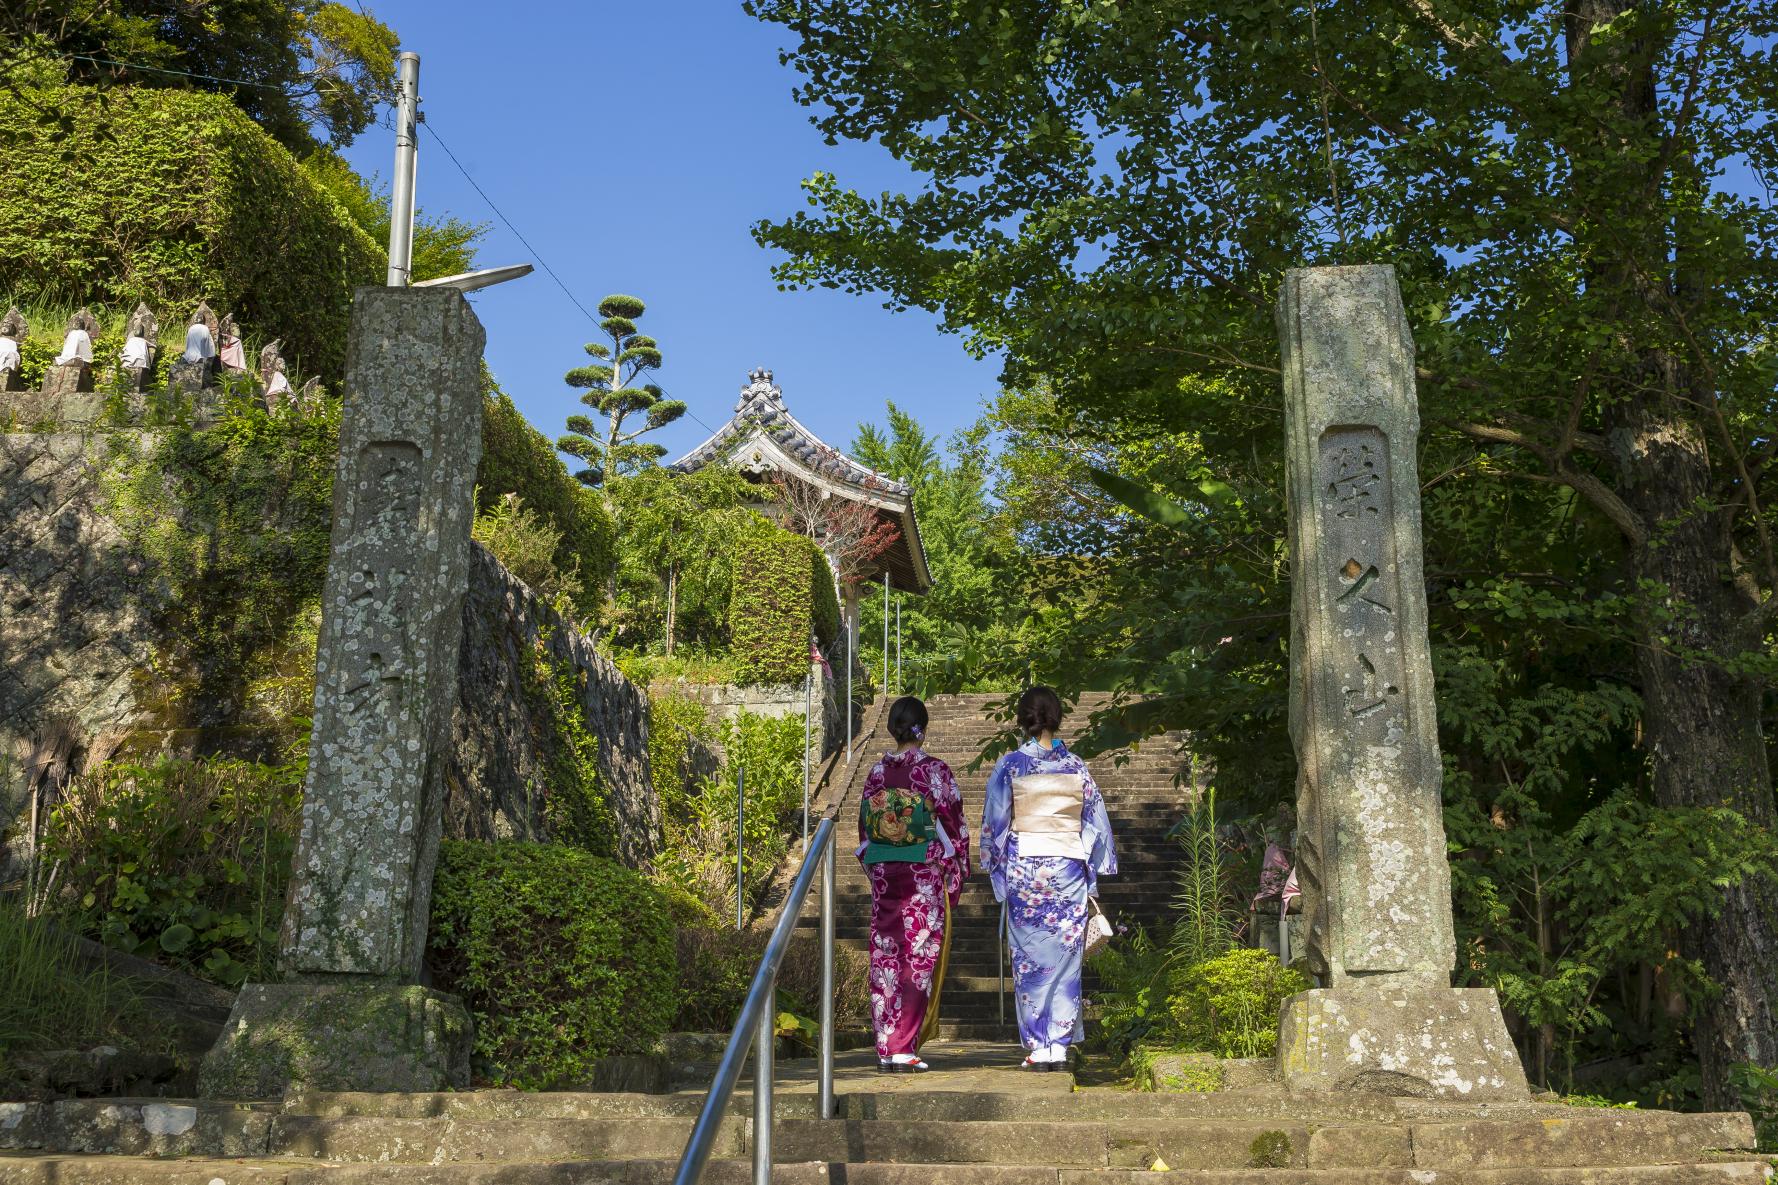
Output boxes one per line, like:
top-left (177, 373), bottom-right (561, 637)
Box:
top-left (670, 368), bottom-right (912, 501)
top-left (670, 368), bottom-right (931, 592)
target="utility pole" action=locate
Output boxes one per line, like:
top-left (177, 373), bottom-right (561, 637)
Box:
top-left (386, 51), bottom-right (421, 287)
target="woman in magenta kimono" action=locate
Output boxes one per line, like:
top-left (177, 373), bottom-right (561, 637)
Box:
top-left (981, 685), bottom-right (1118, 1070)
top-left (858, 696), bottom-right (971, 1072)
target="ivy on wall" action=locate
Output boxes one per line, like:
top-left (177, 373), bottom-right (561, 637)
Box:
top-left (0, 83), bottom-right (384, 380)
top-left (729, 515), bottom-right (818, 685)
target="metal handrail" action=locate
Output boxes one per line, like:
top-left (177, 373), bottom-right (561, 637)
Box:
top-left (672, 808), bottom-right (839, 1185)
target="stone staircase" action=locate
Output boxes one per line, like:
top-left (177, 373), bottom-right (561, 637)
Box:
top-left (1, 1045), bottom-right (1768, 1181)
top-left (796, 691), bottom-right (1198, 1041)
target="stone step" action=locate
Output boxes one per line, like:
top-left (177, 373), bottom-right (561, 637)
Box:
top-left (2, 1105), bottom-right (1754, 1173)
top-left (1, 1153), bottom-right (1767, 1183)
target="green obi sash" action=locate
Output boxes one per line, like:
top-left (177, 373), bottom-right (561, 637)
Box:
top-left (859, 786), bottom-right (937, 864)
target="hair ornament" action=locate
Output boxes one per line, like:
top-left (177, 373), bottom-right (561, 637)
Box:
top-left (911, 724), bottom-right (924, 739)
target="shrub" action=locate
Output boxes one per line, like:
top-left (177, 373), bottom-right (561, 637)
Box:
top-left (654, 711), bottom-right (810, 919)
top-left (1168, 948), bottom-right (1311, 1059)
top-left (38, 756), bottom-right (303, 987)
top-left (1087, 923), bottom-right (1172, 1062)
top-left (479, 387), bottom-right (616, 615)
top-left (428, 841), bottom-right (678, 1089)
top-left (647, 689), bottom-right (716, 821)
top-left (805, 536), bottom-right (841, 648)
top-left (729, 515), bottom-right (817, 684)
top-left (473, 492), bottom-right (586, 611)
top-left (0, 83), bottom-right (383, 379)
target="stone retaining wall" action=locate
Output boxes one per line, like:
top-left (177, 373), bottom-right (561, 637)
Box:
top-left (1, 431), bottom-right (671, 877)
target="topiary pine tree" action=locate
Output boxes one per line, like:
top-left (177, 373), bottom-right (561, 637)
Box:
top-left (556, 295), bottom-right (686, 491)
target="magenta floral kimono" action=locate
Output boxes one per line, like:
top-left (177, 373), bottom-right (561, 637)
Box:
top-left (857, 748), bottom-right (971, 1058)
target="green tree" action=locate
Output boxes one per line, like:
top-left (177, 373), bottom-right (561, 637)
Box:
top-left (747, 0), bottom-right (1778, 1104)
top-left (852, 402), bottom-right (1020, 698)
top-left (609, 465), bottom-right (756, 655)
top-left (556, 295), bottom-right (686, 493)
top-left (5, 0), bottom-right (399, 152)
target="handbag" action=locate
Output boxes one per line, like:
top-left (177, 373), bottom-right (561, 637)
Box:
top-left (1083, 895), bottom-right (1114, 959)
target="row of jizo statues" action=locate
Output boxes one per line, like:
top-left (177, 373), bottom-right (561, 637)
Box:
top-left (0, 301), bottom-right (320, 411)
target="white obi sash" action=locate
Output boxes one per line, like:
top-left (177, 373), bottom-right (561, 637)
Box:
top-left (1011, 772), bottom-right (1086, 860)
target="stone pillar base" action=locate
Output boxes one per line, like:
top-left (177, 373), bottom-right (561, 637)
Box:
top-left (198, 982), bottom-right (472, 1098)
top-left (168, 358), bottom-right (214, 394)
top-left (1278, 987), bottom-right (1529, 1100)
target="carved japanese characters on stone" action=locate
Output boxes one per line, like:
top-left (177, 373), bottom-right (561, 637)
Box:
top-left (1275, 264), bottom-right (1527, 1099)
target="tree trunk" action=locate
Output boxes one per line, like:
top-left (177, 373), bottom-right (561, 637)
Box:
top-left (1567, 0), bottom-right (1778, 1107)
top-left (1617, 420), bottom-right (1778, 1105)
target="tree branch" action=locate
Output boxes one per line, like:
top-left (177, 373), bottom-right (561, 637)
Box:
top-left (1454, 421), bottom-right (1649, 547)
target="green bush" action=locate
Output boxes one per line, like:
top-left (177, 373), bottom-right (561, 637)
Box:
top-left (653, 710), bottom-right (810, 919)
top-left (39, 756), bottom-right (304, 987)
top-left (0, 83), bottom-right (384, 379)
top-left (1168, 948), bottom-right (1311, 1059)
top-left (647, 690), bottom-right (716, 820)
top-left (479, 387), bottom-right (617, 614)
top-left (473, 492), bottom-right (586, 611)
top-left (428, 841), bottom-right (679, 1089)
top-left (729, 515), bottom-right (817, 684)
top-left (804, 536), bottom-right (841, 648)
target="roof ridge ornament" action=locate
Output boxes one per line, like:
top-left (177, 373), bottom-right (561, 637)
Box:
top-left (736, 366), bottom-right (784, 414)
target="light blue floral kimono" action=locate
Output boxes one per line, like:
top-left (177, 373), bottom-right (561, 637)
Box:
top-left (981, 739), bottom-right (1118, 1051)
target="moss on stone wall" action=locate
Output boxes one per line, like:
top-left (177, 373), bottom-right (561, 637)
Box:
top-left (0, 83), bottom-right (384, 379)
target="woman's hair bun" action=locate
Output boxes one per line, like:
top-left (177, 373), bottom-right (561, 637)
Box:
top-left (888, 696), bottom-right (929, 745)
top-left (1016, 685), bottom-right (1063, 739)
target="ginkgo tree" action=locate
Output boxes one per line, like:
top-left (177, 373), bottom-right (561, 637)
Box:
top-left (557, 295), bottom-right (686, 494)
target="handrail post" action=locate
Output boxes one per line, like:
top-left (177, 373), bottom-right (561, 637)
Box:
top-left (754, 992), bottom-right (774, 1184)
top-left (819, 836), bottom-right (836, 1119)
top-left (736, 762), bottom-right (745, 930)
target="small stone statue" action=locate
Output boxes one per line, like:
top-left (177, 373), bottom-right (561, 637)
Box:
top-left (218, 312), bottom-right (247, 372)
top-left (44, 308), bottom-right (99, 400)
top-left (259, 339), bottom-right (291, 408)
top-left (182, 302), bottom-right (218, 364)
top-left (119, 302), bottom-right (159, 391)
top-left (170, 301), bottom-right (220, 394)
top-left (0, 307), bottom-right (26, 392)
top-left (54, 308), bottom-right (97, 366)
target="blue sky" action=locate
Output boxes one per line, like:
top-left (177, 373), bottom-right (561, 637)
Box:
top-left (339, 0), bottom-right (1000, 468)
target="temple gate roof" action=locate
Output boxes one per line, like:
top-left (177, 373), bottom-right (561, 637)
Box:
top-left (670, 368), bottom-right (932, 593)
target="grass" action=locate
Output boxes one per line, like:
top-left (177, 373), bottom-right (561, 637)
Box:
top-left (616, 649), bottom-right (742, 688)
top-left (0, 898), bottom-right (151, 1064)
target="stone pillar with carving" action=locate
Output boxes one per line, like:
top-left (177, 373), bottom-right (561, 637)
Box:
top-left (200, 288), bottom-right (484, 1097)
top-left (1274, 265), bottom-right (1528, 1099)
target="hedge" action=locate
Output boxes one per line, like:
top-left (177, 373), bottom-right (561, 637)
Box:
top-left (0, 83), bottom-right (384, 379)
top-left (806, 536), bottom-right (842, 648)
top-left (729, 514), bottom-right (818, 684)
top-left (428, 841), bottom-right (679, 1088)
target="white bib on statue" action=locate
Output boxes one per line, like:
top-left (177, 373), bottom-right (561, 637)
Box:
top-left (54, 329), bottom-right (92, 365)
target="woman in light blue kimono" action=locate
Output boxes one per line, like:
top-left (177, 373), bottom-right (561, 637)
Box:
top-left (981, 685), bottom-right (1117, 1069)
